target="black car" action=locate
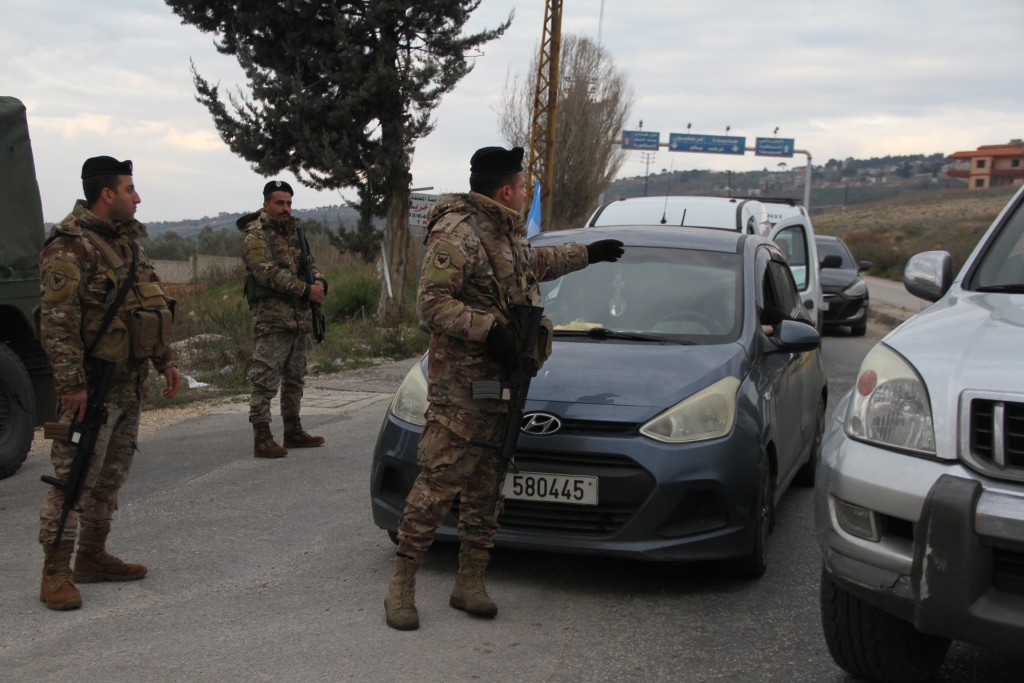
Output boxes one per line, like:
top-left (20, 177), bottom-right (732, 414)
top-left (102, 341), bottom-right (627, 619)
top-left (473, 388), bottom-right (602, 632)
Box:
top-left (815, 235), bottom-right (872, 336)
top-left (371, 225), bottom-right (827, 577)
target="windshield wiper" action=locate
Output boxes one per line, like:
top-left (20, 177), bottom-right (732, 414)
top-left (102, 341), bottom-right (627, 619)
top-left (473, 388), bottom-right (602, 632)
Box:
top-left (975, 284), bottom-right (1024, 293)
top-left (552, 327), bottom-right (693, 345)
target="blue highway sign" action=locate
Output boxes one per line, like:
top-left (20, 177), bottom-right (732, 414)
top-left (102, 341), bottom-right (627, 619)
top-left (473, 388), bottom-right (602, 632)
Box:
top-left (754, 137), bottom-right (795, 157)
top-left (622, 130), bottom-right (661, 150)
top-left (668, 133), bottom-right (745, 155)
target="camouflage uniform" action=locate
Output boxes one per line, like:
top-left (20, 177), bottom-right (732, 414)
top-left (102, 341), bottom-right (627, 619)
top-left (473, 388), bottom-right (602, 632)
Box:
top-left (38, 201), bottom-right (176, 548)
top-left (238, 211), bottom-right (325, 425)
top-left (396, 192), bottom-right (589, 561)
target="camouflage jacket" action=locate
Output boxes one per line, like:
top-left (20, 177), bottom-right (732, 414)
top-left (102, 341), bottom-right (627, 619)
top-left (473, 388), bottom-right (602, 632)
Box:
top-left (417, 192), bottom-right (589, 436)
top-left (238, 211), bottom-right (326, 336)
top-left (38, 201), bottom-right (175, 400)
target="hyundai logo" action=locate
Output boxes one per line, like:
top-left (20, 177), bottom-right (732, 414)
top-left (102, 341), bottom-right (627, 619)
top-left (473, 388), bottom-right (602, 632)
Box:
top-left (521, 412), bottom-right (562, 436)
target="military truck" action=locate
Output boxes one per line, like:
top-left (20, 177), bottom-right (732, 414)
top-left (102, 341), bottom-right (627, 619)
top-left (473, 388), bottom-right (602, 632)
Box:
top-left (0, 96), bottom-right (54, 479)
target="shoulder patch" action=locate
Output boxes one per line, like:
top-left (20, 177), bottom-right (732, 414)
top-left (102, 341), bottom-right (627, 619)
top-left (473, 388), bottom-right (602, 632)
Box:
top-left (432, 251), bottom-right (452, 270)
top-left (41, 260), bottom-right (81, 304)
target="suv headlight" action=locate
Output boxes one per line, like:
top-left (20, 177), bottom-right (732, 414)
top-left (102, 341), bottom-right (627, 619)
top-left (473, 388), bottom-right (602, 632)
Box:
top-left (390, 360), bottom-right (428, 426)
top-left (640, 377), bottom-right (740, 443)
top-left (843, 279), bottom-right (867, 297)
top-left (845, 344), bottom-right (935, 455)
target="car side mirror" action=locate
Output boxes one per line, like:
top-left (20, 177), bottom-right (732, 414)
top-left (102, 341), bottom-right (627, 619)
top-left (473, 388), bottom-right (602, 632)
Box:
top-left (820, 255), bottom-right (842, 269)
top-left (769, 319), bottom-right (822, 353)
top-left (904, 251), bottom-right (953, 302)
top-left (858, 260), bottom-right (873, 272)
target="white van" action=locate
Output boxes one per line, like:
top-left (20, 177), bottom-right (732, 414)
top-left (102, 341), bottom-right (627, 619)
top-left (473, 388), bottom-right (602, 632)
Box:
top-left (587, 195), bottom-right (772, 236)
top-left (587, 195), bottom-right (824, 326)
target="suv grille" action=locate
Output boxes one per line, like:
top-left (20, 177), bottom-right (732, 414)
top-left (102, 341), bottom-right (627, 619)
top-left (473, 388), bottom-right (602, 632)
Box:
top-left (963, 393), bottom-right (1024, 482)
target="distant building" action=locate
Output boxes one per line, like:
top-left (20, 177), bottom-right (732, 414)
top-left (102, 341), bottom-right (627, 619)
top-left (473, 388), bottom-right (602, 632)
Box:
top-left (947, 140), bottom-right (1024, 189)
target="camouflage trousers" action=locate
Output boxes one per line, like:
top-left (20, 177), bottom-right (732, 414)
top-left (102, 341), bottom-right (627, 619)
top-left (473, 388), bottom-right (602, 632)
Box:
top-left (248, 330), bottom-right (308, 424)
top-left (396, 416), bottom-right (506, 562)
top-left (39, 399), bottom-right (141, 548)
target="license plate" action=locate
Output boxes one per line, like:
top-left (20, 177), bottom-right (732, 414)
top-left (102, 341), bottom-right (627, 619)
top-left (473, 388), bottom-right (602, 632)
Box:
top-left (503, 472), bottom-right (598, 505)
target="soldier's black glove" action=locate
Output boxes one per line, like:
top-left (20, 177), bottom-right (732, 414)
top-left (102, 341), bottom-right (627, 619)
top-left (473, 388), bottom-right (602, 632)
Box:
top-left (586, 239), bottom-right (625, 263)
top-left (485, 323), bottom-right (518, 375)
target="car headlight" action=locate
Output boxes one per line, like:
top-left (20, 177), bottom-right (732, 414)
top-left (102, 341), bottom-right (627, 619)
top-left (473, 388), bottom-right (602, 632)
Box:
top-left (843, 279), bottom-right (867, 297)
top-left (390, 360), bottom-right (428, 426)
top-left (844, 344), bottom-right (935, 455)
top-left (640, 377), bottom-right (740, 444)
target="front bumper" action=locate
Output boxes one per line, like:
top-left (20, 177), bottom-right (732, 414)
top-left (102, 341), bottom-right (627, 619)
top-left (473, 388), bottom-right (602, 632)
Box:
top-left (370, 409), bottom-right (764, 563)
top-left (821, 291), bottom-right (868, 327)
top-left (816, 393), bottom-right (1024, 652)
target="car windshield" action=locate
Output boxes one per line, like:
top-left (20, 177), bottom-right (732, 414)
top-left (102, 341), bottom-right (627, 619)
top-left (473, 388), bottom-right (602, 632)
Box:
top-left (816, 239), bottom-right (855, 269)
top-left (970, 199), bottom-right (1024, 291)
top-left (540, 246), bottom-right (743, 343)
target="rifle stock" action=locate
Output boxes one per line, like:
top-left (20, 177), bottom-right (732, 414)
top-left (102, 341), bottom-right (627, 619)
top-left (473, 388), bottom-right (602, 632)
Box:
top-left (296, 228), bottom-right (326, 344)
top-left (40, 356), bottom-right (116, 549)
top-left (471, 304), bottom-right (545, 516)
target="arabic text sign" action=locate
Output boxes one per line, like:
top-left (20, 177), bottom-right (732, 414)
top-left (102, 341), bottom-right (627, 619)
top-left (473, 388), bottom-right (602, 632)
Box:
top-left (409, 192), bottom-right (440, 230)
top-left (621, 130), bottom-right (661, 151)
top-left (754, 137), bottom-right (796, 158)
top-left (668, 133), bottom-right (746, 155)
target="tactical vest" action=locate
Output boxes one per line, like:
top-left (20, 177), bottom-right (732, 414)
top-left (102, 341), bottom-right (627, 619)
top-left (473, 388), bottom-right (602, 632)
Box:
top-left (434, 211), bottom-right (554, 366)
top-left (242, 228), bottom-right (292, 305)
top-left (78, 230), bottom-right (175, 365)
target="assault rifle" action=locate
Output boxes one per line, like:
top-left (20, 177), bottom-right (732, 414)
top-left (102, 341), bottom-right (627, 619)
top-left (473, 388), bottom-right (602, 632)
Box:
top-left (471, 304), bottom-right (546, 516)
top-left (40, 357), bottom-right (117, 549)
top-left (296, 227), bottom-right (326, 344)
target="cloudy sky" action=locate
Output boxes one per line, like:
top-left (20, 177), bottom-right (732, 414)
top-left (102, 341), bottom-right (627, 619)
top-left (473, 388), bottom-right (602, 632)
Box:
top-left (4, 0), bottom-right (1022, 223)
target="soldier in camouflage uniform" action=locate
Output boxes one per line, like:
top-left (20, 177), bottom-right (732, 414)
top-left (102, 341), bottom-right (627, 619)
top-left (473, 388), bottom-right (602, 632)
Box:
top-left (384, 146), bottom-right (624, 630)
top-left (37, 156), bottom-right (181, 610)
top-left (239, 180), bottom-right (328, 458)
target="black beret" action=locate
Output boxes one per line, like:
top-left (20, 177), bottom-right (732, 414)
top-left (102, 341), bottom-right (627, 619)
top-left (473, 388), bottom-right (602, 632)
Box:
top-left (263, 180), bottom-right (294, 197)
top-left (470, 146), bottom-right (525, 177)
top-left (81, 156), bottom-right (132, 180)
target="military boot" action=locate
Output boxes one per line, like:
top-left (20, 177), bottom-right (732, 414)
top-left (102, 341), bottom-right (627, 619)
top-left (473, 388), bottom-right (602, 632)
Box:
top-left (40, 540), bottom-right (82, 610)
top-left (449, 546), bottom-right (498, 617)
top-left (254, 422), bottom-right (288, 458)
top-left (384, 554), bottom-right (421, 631)
top-left (283, 418), bottom-right (325, 448)
top-left (74, 526), bottom-right (147, 583)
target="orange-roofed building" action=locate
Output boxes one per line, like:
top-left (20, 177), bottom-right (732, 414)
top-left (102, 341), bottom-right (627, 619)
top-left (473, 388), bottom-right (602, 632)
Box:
top-left (947, 141), bottom-right (1024, 189)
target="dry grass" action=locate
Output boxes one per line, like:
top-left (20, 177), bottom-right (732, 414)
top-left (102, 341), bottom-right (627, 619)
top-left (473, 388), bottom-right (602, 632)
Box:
top-left (812, 186), bottom-right (1018, 279)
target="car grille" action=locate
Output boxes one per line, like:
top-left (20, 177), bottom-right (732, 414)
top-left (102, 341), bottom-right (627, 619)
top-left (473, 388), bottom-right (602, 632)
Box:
top-left (454, 450), bottom-right (652, 536)
top-left (963, 393), bottom-right (1024, 482)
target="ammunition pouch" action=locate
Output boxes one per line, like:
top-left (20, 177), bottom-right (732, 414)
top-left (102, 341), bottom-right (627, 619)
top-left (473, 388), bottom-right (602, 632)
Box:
top-left (243, 270), bottom-right (289, 307)
top-left (127, 282), bottom-right (174, 362)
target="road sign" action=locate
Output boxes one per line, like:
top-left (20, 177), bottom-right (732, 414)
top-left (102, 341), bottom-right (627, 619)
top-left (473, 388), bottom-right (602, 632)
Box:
top-left (668, 133), bottom-right (746, 155)
top-left (754, 137), bottom-right (796, 157)
top-left (621, 130), bottom-right (660, 150)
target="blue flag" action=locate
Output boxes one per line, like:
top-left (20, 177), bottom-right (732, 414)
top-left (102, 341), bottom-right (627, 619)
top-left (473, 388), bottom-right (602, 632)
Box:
top-left (525, 180), bottom-right (542, 238)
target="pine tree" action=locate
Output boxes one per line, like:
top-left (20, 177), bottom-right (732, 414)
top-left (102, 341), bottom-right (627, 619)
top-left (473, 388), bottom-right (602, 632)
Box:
top-left (165, 0), bottom-right (511, 320)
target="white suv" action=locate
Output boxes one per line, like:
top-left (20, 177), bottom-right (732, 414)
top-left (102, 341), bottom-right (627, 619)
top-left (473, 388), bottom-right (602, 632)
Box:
top-left (816, 185), bottom-right (1024, 682)
top-left (588, 196), bottom-right (824, 326)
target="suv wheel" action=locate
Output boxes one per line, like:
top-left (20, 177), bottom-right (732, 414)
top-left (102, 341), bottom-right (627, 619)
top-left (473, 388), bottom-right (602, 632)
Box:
top-left (820, 567), bottom-right (950, 682)
top-left (0, 342), bottom-right (35, 479)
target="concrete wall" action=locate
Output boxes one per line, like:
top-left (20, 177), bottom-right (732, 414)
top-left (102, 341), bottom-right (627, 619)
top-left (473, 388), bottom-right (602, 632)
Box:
top-left (152, 254), bottom-right (242, 284)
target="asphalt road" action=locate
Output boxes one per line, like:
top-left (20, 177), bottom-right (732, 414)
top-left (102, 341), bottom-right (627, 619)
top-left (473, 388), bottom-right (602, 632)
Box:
top-left (2, 317), bottom-right (1022, 681)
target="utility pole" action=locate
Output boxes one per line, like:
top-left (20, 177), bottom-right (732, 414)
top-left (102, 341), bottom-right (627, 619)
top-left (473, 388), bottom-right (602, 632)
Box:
top-left (525, 0), bottom-right (563, 231)
top-left (642, 152), bottom-right (655, 196)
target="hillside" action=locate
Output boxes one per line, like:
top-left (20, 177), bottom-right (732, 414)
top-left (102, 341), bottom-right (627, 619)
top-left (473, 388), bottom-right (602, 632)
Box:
top-left (144, 203), bottom-right (365, 238)
top-left (811, 186), bottom-right (1017, 279)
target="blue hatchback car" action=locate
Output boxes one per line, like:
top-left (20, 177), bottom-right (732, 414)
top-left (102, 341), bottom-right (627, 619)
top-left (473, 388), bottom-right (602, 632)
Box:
top-left (371, 225), bottom-right (827, 576)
